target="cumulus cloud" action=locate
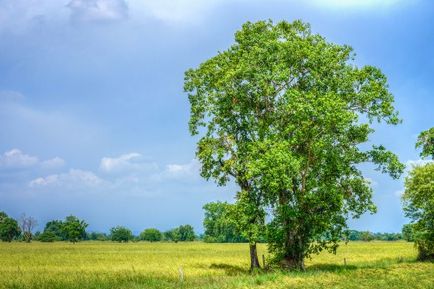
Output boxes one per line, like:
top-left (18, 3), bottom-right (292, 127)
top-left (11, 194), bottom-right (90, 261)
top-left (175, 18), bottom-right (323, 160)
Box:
top-left (40, 157), bottom-right (66, 169)
top-left (164, 159), bottom-right (200, 178)
top-left (99, 153), bottom-right (158, 173)
top-left (405, 159), bottom-right (433, 170)
top-left (0, 149), bottom-right (39, 168)
top-left (29, 169), bottom-right (103, 188)
top-left (0, 149), bottom-right (65, 170)
top-left (67, 0), bottom-right (128, 23)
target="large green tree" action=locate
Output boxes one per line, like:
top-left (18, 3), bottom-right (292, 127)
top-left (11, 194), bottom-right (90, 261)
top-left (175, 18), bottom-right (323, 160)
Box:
top-left (185, 20), bottom-right (403, 270)
top-left (402, 127), bottom-right (434, 260)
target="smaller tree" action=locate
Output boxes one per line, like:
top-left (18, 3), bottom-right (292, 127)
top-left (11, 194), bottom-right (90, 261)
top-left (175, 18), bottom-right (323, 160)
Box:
top-left (415, 127), bottom-right (434, 159)
top-left (88, 232), bottom-right (109, 241)
top-left (403, 163), bottom-right (434, 260)
top-left (140, 228), bottom-right (162, 242)
top-left (360, 231), bottom-right (375, 242)
top-left (402, 224), bottom-right (415, 242)
top-left (402, 127), bottom-right (434, 260)
top-left (38, 231), bottom-right (57, 242)
top-left (43, 220), bottom-right (66, 241)
top-left (19, 214), bottom-right (38, 243)
top-left (163, 229), bottom-right (180, 242)
top-left (0, 212), bottom-right (21, 242)
top-left (110, 226), bottom-right (133, 242)
top-left (203, 202), bottom-right (246, 243)
top-left (63, 215), bottom-right (88, 243)
top-left (178, 225), bottom-right (195, 241)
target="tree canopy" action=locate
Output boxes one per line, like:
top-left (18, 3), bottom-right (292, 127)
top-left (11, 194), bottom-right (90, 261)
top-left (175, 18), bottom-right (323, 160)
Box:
top-left (185, 19), bottom-right (403, 269)
top-left (110, 226), bottom-right (133, 242)
top-left (416, 127), bottom-right (434, 159)
top-left (0, 212), bottom-right (20, 242)
top-left (203, 202), bottom-right (246, 243)
top-left (403, 127), bottom-right (434, 260)
top-left (140, 228), bottom-right (162, 242)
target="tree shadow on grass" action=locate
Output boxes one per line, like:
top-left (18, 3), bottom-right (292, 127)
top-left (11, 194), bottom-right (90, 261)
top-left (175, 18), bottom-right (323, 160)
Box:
top-left (209, 263), bottom-right (248, 276)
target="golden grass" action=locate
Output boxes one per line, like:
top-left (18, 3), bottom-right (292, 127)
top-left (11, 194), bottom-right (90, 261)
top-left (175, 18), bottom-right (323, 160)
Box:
top-left (0, 241), bottom-right (432, 289)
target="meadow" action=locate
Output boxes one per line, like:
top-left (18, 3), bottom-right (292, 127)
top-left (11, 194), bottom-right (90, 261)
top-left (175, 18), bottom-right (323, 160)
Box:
top-left (0, 241), bottom-right (432, 289)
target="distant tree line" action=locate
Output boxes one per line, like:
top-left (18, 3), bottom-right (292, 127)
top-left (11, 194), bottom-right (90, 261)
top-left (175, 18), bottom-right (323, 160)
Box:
top-left (202, 202), bottom-right (405, 243)
top-left (0, 211), bottom-right (196, 243)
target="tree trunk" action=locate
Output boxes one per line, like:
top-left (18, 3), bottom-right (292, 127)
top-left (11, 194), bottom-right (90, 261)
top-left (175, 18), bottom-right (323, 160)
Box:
top-left (281, 232), bottom-right (305, 271)
top-left (249, 243), bottom-right (261, 270)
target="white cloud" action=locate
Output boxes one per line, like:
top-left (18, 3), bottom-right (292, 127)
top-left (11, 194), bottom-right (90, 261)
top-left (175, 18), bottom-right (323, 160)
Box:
top-left (0, 149), bottom-right (39, 168)
top-left (0, 148), bottom-right (65, 169)
top-left (41, 157), bottom-right (66, 169)
top-left (164, 159), bottom-right (200, 178)
top-left (67, 0), bottom-right (128, 22)
top-left (99, 153), bottom-right (158, 173)
top-left (29, 169), bottom-right (103, 188)
top-left (405, 159), bottom-right (433, 170)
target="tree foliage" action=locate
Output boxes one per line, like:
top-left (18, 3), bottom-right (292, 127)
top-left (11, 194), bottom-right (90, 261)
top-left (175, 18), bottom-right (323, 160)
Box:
top-left (177, 225), bottom-right (196, 241)
top-left (402, 224), bottom-right (415, 242)
top-left (203, 202), bottom-right (246, 243)
top-left (164, 225), bottom-right (195, 242)
top-left (416, 127), bottom-right (434, 159)
top-left (43, 220), bottom-right (67, 241)
top-left (140, 228), bottom-right (162, 242)
top-left (0, 212), bottom-right (20, 242)
top-left (63, 215), bottom-right (88, 243)
top-left (163, 229), bottom-right (180, 242)
top-left (110, 226), bottom-right (133, 242)
top-left (403, 162), bottom-right (434, 260)
top-left (185, 19), bottom-right (403, 269)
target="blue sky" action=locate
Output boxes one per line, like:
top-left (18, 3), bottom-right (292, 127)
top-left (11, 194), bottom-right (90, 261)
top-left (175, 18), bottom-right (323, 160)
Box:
top-left (0, 0), bottom-right (433, 234)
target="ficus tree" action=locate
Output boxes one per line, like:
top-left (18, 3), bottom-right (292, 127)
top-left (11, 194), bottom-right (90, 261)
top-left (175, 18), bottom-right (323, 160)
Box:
top-left (185, 19), bottom-right (404, 270)
top-left (402, 127), bottom-right (434, 260)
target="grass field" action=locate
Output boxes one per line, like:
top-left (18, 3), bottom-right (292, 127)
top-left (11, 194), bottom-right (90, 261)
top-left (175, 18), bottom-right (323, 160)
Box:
top-left (0, 241), bottom-right (433, 289)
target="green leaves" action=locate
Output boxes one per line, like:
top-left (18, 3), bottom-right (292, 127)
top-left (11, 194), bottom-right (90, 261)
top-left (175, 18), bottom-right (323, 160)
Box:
top-left (402, 162), bottom-right (434, 260)
top-left (368, 145), bottom-right (405, 179)
top-left (185, 19), bottom-right (403, 269)
top-left (416, 127), bottom-right (434, 159)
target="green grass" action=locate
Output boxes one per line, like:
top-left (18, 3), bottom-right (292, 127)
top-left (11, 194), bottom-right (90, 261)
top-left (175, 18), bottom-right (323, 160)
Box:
top-left (0, 241), bottom-right (432, 289)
